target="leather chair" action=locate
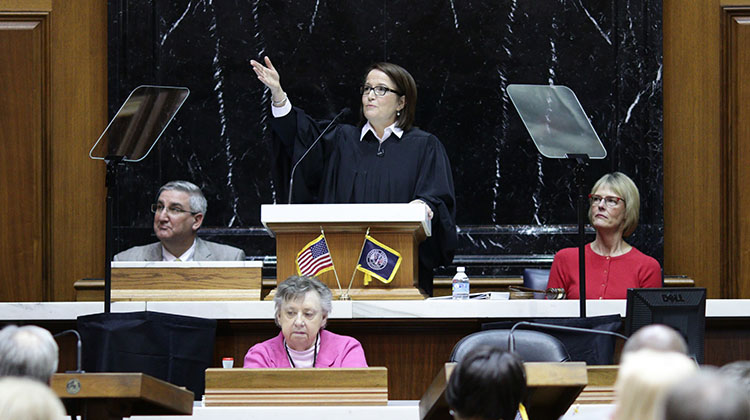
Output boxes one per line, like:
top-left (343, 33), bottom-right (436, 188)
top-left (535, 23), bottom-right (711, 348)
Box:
top-left (450, 329), bottom-right (570, 363)
top-left (522, 268), bottom-right (551, 299)
top-left (482, 314), bottom-right (623, 365)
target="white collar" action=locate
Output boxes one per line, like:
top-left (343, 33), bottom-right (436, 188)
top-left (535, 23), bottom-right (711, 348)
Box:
top-left (162, 238), bottom-right (197, 261)
top-left (360, 121), bottom-right (404, 143)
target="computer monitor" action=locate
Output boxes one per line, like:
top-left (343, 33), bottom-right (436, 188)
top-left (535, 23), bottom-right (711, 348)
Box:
top-left (625, 287), bottom-right (707, 363)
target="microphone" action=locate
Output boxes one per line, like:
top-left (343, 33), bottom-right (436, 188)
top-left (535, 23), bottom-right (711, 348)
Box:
top-left (287, 107), bottom-right (352, 204)
top-left (53, 329), bottom-right (85, 373)
top-left (507, 321), bottom-right (628, 354)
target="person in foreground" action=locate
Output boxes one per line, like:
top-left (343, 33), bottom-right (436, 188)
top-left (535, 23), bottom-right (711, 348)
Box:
top-left (621, 324), bottom-right (688, 355)
top-left (547, 172), bottom-right (661, 299)
top-left (244, 276), bottom-right (367, 368)
top-left (114, 180), bottom-right (245, 261)
top-left (611, 349), bottom-right (696, 420)
top-left (663, 368), bottom-right (750, 420)
top-left (0, 325), bottom-right (58, 384)
top-left (445, 346), bottom-right (528, 420)
top-left (0, 377), bottom-right (66, 420)
top-left (250, 56), bottom-right (457, 296)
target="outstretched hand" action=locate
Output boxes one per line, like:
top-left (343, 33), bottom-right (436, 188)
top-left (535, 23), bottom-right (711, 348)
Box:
top-left (250, 56), bottom-right (284, 101)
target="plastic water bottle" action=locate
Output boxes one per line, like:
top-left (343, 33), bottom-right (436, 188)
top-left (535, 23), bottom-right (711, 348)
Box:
top-left (452, 266), bottom-right (470, 300)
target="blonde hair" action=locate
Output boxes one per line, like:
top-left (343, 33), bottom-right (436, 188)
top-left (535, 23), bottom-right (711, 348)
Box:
top-left (0, 377), bottom-right (66, 420)
top-left (589, 172), bottom-right (640, 237)
top-left (612, 350), bottom-right (697, 420)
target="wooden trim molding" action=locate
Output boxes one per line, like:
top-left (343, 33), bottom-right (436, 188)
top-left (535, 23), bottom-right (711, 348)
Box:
top-left (721, 7), bottom-right (750, 298)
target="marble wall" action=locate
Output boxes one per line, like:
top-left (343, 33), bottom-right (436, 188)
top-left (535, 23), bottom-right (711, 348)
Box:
top-left (108, 0), bottom-right (663, 276)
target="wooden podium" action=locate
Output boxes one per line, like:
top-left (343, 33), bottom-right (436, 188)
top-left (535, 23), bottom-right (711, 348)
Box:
top-left (51, 372), bottom-right (193, 420)
top-left (111, 261), bottom-right (262, 301)
top-left (262, 203), bottom-right (430, 299)
top-left (203, 367), bottom-right (388, 406)
top-left (420, 362), bottom-right (588, 420)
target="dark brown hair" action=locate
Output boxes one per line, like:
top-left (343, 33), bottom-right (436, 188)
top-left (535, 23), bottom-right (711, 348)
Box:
top-left (360, 62), bottom-right (417, 130)
top-left (445, 346), bottom-right (527, 420)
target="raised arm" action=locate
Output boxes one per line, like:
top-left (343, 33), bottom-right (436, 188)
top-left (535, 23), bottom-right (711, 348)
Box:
top-left (250, 56), bottom-right (287, 107)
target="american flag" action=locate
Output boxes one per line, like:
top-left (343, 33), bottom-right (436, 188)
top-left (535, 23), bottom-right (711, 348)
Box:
top-left (296, 235), bottom-right (333, 277)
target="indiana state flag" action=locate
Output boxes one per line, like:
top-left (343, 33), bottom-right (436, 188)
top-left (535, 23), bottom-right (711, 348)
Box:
top-left (356, 235), bottom-right (402, 285)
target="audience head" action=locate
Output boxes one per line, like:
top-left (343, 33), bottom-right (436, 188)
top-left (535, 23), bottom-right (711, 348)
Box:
top-left (273, 276), bottom-right (333, 351)
top-left (612, 349), bottom-right (697, 420)
top-left (152, 180), bottom-right (206, 247)
top-left (0, 377), bottom-right (66, 420)
top-left (719, 360), bottom-right (750, 393)
top-left (445, 346), bottom-right (527, 420)
top-left (0, 325), bottom-right (59, 383)
top-left (663, 368), bottom-right (750, 420)
top-left (622, 324), bottom-right (688, 355)
top-left (589, 171), bottom-right (640, 237)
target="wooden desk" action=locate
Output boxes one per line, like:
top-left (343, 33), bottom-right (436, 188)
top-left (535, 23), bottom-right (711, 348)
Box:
top-left (51, 373), bottom-right (193, 420)
top-left (111, 261), bottom-right (262, 301)
top-left (5, 300), bottom-right (750, 400)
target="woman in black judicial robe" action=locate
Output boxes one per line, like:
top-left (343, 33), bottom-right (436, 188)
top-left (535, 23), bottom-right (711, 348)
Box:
top-left (250, 56), bottom-right (457, 296)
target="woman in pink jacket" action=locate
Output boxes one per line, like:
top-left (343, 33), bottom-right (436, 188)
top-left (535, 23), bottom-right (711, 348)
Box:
top-left (244, 276), bottom-right (368, 368)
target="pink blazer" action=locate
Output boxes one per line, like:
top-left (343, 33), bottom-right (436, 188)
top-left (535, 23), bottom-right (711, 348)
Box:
top-left (243, 330), bottom-right (368, 368)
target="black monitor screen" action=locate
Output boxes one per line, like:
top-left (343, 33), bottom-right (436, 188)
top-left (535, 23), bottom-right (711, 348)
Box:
top-left (625, 287), bottom-right (706, 363)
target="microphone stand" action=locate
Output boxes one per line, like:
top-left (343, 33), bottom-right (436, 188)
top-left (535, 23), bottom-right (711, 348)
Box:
top-left (53, 329), bottom-right (85, 373)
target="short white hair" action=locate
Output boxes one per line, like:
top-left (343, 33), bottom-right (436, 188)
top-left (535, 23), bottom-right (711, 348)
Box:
top-left (0, 325), bottom-right (59, 383)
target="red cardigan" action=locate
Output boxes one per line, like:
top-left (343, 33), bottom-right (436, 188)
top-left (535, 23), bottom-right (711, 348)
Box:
top-left (547, 243), bottom-right (661, 299)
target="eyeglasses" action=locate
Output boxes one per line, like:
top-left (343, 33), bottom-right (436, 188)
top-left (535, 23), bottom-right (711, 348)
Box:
top-left (360, 84), bottom-right (401, 97)
top-left (588, 194), bottom-right (625, 208)
top-left (281, 308), bottom-right (320, 321)
top-left (151, 203), bottom-right (198, 217)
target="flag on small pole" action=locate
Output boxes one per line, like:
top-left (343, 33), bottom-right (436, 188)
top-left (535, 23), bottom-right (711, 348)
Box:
top-left (356, 234), bottom-right (402, 285)
top-left (296, 234), bottom-right (334, 277)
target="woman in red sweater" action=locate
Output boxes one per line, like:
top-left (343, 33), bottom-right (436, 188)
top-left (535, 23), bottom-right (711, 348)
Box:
top-left (547, 172), bottom-right (661, 299)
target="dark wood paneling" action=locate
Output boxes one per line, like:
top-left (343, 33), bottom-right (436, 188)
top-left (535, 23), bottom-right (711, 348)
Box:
top-left (662, 1), bottom-right (750, 298)
top-left (0, 16), bottom-right (48, 301)
top-left (0, 1), bottom-right (107, 302)
top-left (722, 9), bottom-right (750, 298)
top-left (48, 0), bottom-right (107, 301)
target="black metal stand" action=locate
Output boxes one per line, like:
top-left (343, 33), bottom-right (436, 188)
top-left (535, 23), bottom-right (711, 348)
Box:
top-left (569, 154), bottom-right (588, 318)
top-left (103, 156), bottom-right (124, 313)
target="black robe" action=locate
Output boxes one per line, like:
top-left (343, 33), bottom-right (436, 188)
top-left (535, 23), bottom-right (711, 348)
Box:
top-left (270, 107), bottom-right (457, 295)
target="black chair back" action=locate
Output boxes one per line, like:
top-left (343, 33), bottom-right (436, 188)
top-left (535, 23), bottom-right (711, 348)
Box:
top-left (482, 314), bottom-right (622, 365)
top-left (450, 329), bottom-right (570, 363)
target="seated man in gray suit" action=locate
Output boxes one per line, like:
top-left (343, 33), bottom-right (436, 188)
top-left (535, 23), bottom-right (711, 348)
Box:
top-left (114, 180), bottom-right (245, 261)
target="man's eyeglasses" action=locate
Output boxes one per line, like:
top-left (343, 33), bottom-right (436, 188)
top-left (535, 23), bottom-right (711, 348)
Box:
top-left (588, 194), bottom-right (625, 208)
top-left (360, 85), bottom-right (401, 97)
top-left (151, 203), bottom-right (198, 217)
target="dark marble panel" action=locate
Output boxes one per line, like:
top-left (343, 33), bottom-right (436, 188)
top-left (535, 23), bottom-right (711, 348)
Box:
top-left (108, 0), bottom-right (663, 274)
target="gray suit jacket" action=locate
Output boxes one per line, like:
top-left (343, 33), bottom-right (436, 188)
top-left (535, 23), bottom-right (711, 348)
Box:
top-left (113, 237), bottom-right (245, 261)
